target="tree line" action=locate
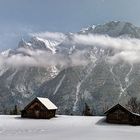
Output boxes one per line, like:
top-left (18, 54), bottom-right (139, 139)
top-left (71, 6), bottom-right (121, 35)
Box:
top-left (82, 97), bottom-right (140, 116)
top-left (126, 97), bottom-right (140, 114)
top-left (1, 97), bottom-right (140, 115)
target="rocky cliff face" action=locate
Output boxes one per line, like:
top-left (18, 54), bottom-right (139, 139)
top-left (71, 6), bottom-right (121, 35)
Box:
top-left (0, 21), bottom-right (140, 115)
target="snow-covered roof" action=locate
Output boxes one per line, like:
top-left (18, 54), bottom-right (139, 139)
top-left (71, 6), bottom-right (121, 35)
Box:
top-left (37, 97), bottom-right (57, 110)
top-left (104, 103), bottom-right (140, 117)
top-left (104, 104), bottom-right (130, 114)
top-left (132, 112), bottom-right (140, 117)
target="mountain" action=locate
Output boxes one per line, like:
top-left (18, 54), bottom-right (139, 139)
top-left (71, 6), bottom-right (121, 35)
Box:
top-left (0, 21), bottom-right (140, 115)
top-left (79, 21), bottom-right (140, 38)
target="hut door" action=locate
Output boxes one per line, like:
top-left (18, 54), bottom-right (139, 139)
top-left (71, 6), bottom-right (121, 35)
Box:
top-left (117, 110), bottom-right (122, 121)
top-left (35, 110), bottom-right (40, 118)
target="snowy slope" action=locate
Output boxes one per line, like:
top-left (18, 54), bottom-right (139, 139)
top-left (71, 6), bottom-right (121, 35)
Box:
top-left (0, 115), bottom-right (140, 140)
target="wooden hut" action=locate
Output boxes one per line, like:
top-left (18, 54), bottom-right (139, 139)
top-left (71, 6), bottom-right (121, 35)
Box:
top-left (104, 104), bottom-right (140, 125)
top-left (21, 97), bottom-right (57, 119)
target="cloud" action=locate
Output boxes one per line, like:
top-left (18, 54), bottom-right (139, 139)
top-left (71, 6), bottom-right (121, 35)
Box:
top-left (67, 50), bottom-right (88, 66)
top-left (72, 34), bottom-right (140, 64)
top-left (2, 31), bottom-right (140, 68)
top-left (0, 48), bottom-right (88, 68)
top-left (108, 51), bottom-right (140, 64)
top-left (73, 34), bottom-right (140, 51)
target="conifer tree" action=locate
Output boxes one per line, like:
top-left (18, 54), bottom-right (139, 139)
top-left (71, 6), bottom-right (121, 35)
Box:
top-left (83, 103), bottom-right (93, 116)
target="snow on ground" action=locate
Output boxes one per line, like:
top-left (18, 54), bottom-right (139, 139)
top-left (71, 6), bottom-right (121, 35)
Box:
top-left (0, 115), bottom-right (140, 140)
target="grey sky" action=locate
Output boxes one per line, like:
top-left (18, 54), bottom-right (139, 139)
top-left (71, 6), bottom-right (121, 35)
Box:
top-left (0, 0), bottom-right (140, 51)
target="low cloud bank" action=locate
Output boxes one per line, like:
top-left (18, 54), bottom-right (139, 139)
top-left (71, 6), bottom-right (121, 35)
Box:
top-left (72, 34), bottom-right (140, 64)
top-left (1, 31), bottom-right (140, 68)
top-left (31, 32), bottom-right (140, 64)
top-left (0, 48), bottom-right (88, 68)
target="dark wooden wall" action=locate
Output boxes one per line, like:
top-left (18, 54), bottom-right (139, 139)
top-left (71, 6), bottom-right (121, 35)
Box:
top-left (106, 109), bottom-right (130, 124)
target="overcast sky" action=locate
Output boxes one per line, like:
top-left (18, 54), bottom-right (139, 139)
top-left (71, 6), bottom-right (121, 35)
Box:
top-left (0, 0), bottom-right (140, 51)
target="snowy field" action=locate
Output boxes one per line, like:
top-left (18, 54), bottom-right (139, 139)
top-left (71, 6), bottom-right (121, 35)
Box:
top-left (0, 115), bottom-right (140, 140)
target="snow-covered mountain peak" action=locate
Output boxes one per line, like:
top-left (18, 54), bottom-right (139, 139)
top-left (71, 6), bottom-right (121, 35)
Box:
top-left (17, 36), bottom-right (63, 54)
top-left (93, 21), bottom-right (140, 38)
top-left (78, 21), bottom-right (140, 38)
top-left (30, 36), bottom-right (58, 54)
top-left (80, 25), bottom-right (96, 33)
top-left (18, 38), bottom-right (32, 49)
